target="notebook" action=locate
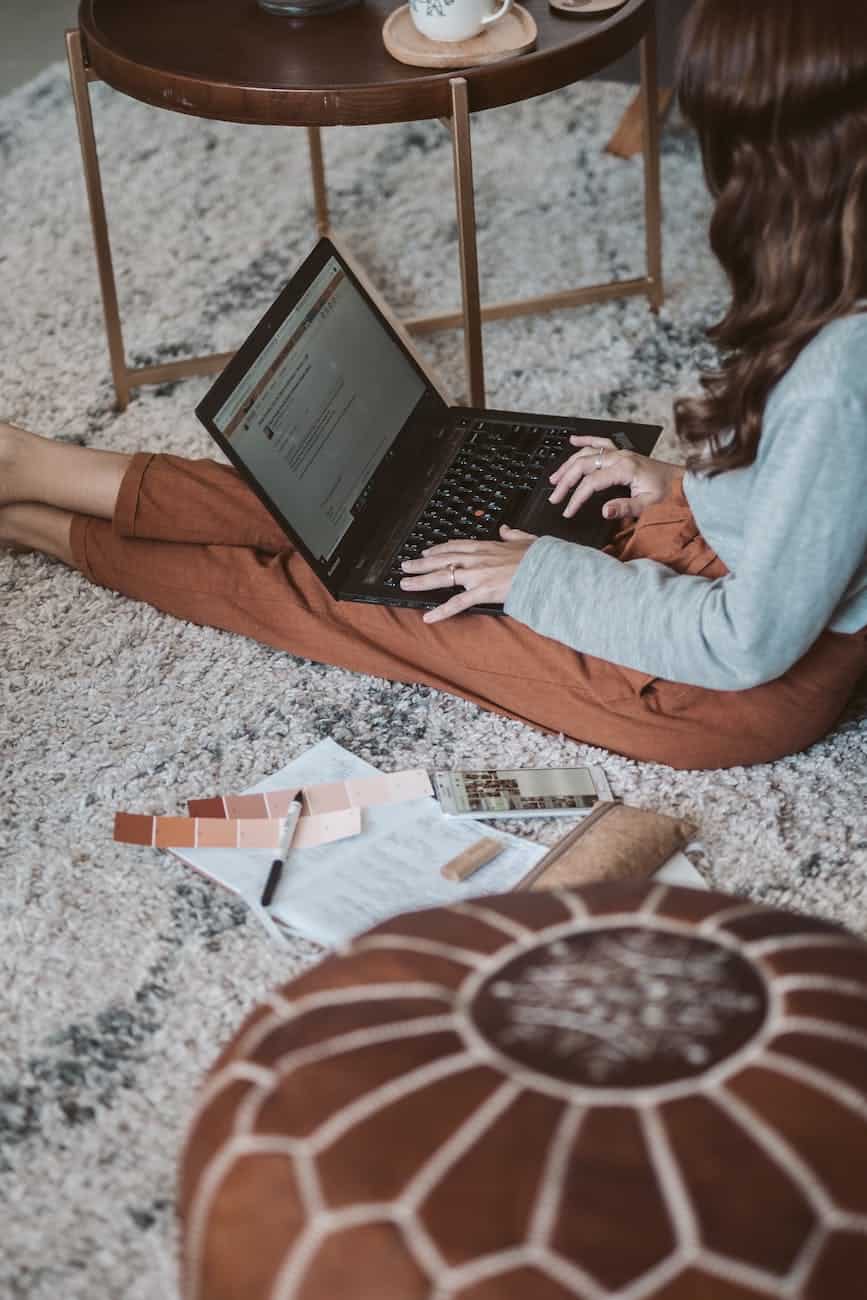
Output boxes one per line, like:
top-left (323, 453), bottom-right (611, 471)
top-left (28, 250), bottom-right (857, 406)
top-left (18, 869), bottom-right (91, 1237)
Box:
top-left (195, 238), bottom-right (662, 611)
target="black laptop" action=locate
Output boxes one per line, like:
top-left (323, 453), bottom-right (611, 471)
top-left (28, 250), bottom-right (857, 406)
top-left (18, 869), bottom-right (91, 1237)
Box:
top-left (195, 238), bottom-right (661, 611)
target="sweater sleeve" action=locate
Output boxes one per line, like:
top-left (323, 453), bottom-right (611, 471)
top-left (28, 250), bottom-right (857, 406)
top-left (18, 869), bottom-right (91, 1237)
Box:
top-left (503, 392), bottom-right (867, 690)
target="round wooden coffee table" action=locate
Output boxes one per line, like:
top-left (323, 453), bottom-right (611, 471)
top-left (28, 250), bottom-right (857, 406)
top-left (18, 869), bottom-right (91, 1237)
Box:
top-left (67, 0), bottom-right (662, 409)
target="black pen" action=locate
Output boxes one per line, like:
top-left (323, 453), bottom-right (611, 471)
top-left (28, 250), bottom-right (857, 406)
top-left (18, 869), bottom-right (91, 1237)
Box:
top-left (261, 800), bottom-right (301, 907)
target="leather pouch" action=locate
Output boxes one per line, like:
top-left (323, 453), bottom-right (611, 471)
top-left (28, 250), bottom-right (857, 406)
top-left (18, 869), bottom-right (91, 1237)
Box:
top-left (513, 800), bottom-right (697, 891)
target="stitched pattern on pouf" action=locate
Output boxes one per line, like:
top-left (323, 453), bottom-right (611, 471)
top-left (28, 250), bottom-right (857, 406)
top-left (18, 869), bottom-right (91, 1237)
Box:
top-left (179, 883), bottom-right (867, 1300)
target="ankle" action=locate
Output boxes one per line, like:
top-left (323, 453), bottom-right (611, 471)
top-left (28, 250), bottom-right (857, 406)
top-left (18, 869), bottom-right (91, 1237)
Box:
top-left (0, 502), bottom-right (75, 565)
top-left (0, 502), bottom-right (26, 547)
top-left (0, 510), bottom-right (33, 554)
top-left (0, 422), bottom-right (33, 506)
top-left (0, 501), bottom-right (33, 545)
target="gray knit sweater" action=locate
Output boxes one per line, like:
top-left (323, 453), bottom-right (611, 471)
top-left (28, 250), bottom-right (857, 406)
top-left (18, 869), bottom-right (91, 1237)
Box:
top-left (504, 313), bottom-right (867, 690)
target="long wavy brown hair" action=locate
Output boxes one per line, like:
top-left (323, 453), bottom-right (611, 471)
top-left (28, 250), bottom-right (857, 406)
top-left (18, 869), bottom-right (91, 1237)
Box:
top-left (674, 0), bottom-right (867, 473)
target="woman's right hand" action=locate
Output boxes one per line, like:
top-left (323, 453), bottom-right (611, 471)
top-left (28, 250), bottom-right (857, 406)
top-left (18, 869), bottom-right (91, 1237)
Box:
top-left (548, 435), bottom-right (683, 522)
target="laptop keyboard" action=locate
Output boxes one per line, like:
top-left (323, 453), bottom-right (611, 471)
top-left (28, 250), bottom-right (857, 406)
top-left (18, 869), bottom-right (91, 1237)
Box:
top-left (382, 418), bottom-right (571, 587)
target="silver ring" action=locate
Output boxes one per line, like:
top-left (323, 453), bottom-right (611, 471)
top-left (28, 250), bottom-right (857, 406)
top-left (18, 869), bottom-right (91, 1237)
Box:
top-left (595, 450), bottom-right (605, 471)
top-left (448, 563), bottom-right (457, 587)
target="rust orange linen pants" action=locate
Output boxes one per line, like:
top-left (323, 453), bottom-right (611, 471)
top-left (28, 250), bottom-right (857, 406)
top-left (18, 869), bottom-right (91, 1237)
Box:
top-left (69, 453), bottom-right (867, 770)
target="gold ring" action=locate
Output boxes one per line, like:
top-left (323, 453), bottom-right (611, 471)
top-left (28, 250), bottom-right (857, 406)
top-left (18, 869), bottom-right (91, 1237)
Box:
top-left (595, 450), bottom-right (605, 471)
top-left (448, 563), bottom-right (457, 587)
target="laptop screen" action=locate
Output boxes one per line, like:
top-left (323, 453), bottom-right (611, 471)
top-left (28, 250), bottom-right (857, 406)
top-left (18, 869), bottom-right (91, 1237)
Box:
top-left (211, 256), bottom-right (426, 563)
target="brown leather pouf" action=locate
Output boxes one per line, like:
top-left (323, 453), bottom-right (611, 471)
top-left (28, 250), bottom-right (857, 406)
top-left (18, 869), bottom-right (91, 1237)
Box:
top-left (178, 883), bottom-right (867, 1300)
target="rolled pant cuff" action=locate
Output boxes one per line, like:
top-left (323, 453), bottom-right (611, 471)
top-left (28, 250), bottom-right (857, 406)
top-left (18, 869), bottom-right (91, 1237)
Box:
top-left (69, 513), bottom-right (95, 580)
top-left (113, 452), bottom-right (157, 539)
top-left (69, 452), bottom-right (155, 581)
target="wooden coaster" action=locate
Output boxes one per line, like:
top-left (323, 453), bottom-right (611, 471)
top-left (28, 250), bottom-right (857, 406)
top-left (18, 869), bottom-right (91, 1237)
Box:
top-left (548, 0), bottom-right (626, 16)
top-left (382, 4), bottom-right (537, 69)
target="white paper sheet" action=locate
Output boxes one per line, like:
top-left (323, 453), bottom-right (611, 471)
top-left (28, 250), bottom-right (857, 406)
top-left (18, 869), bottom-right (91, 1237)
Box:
top-left (655, 850), bottom-right (709, 890)
top-left (171, 738), bottom-right (546, 947)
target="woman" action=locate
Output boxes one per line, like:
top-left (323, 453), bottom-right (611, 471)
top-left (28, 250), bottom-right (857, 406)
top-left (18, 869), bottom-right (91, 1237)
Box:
top-left (2, 0), bottom-right (866, 770)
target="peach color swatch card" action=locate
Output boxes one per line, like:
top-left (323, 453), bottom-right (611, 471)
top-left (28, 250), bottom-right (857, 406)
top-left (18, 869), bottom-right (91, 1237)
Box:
top-left (113, 808), bottom-right (362, 851)
top-left (185, 769), bottom-right (432, 820)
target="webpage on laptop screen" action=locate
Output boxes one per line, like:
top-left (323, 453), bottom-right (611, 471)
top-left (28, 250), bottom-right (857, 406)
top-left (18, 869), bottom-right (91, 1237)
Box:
top-left (213, 258), bottom-right (426, 563)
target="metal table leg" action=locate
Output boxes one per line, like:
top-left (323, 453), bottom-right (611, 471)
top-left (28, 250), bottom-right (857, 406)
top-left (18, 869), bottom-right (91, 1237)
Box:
top-left (66, 28), bottom-right (236, 409)
top-left (448, 77), bottom-right (485, 407)
top-left (66, 29), bottom-right (130, 410)
top-left (639, 7), bottom-right (664, 310)
top-left (307, 126), bottom-right (330, 236)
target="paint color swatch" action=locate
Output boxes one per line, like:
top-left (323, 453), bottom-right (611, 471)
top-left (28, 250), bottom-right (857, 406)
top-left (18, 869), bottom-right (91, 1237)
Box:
top-left (187, 789), bottom-right (301, 821)
top-left (305, 770), bottom-right (433, 815)
top-left (187, 769), bottom-right (432, 820)
top-left (114, 807), bottom-right (361, 850)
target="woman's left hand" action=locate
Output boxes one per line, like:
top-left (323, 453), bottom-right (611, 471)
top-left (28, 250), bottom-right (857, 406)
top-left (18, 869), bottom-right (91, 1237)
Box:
top-left (400, 525), bottom-right (537, 624)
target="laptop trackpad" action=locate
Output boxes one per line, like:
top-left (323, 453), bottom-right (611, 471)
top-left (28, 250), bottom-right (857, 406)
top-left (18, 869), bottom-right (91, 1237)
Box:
top-left (516, 482), bottom-right (619, 549)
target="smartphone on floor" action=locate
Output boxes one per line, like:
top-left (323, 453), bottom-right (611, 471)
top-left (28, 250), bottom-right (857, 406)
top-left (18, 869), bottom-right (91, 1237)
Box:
top-left (431, 765), bottom-right (612, 818)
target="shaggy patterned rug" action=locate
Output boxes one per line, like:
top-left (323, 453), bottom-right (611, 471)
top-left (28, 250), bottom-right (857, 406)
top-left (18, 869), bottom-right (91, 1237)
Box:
top-left (2, 56), bottom-right (866, 1300)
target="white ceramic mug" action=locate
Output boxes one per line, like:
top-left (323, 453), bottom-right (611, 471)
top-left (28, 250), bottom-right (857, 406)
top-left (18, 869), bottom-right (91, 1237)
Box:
top-left (408, 0), bottom-right (513, 43)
